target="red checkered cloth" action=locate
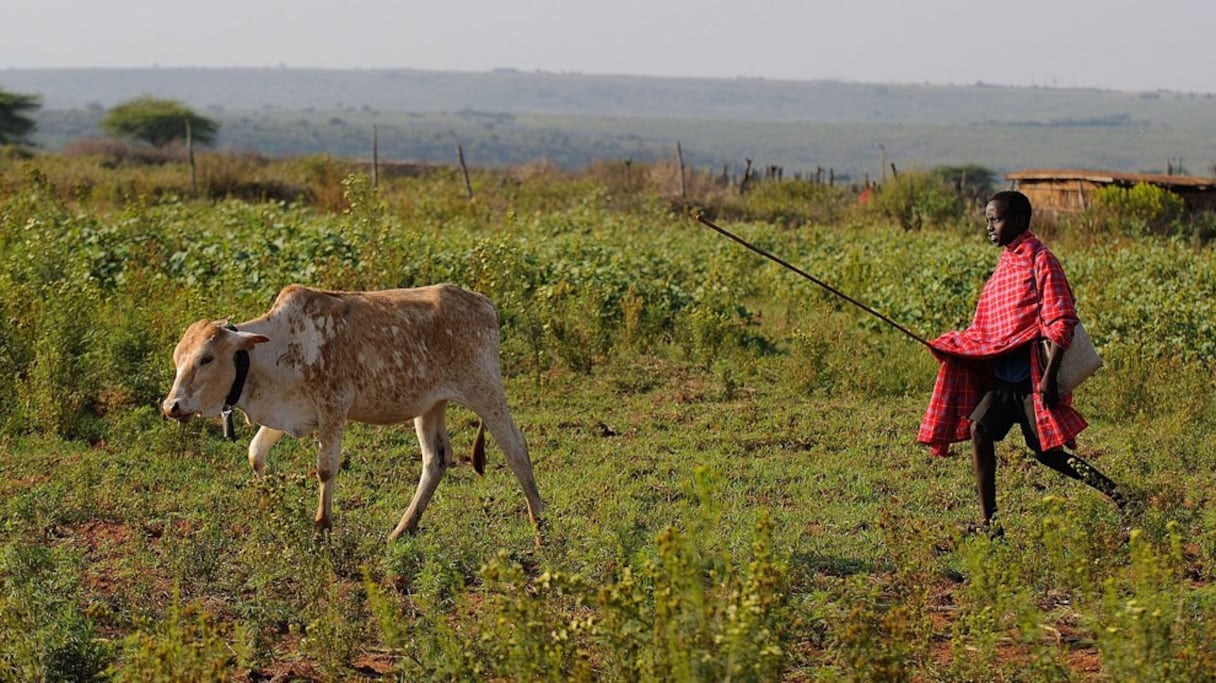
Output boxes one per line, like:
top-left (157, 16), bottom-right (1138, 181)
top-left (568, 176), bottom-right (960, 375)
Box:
top-left (918, 231), bottom-right (1086, 456)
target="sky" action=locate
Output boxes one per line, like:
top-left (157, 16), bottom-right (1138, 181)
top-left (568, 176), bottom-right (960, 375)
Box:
top-left (3, 0), bottom-right (1214, 94)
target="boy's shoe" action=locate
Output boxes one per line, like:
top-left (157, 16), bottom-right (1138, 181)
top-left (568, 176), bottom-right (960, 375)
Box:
top-left (960, 519), bottom-right (1005, 541)
top-left (1114, 487), bottom-right (1147, 521)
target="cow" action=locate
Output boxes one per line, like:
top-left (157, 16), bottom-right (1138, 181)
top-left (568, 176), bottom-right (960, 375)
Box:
top-left (161, 283), bottom-right (544, 540)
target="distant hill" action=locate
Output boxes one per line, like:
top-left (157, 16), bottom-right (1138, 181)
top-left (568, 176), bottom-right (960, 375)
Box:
top-left (5, 68), bottom-right (1216, 178)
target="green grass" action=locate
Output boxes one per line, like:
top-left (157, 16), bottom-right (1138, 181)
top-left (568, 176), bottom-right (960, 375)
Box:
top-left (5, 359), bottom-right (1215, 680)
top-left (2, 155), bottom-right (1216, 680)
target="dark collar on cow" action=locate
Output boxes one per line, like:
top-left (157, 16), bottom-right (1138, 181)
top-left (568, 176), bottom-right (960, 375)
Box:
top-left (223, 323), bottom-right (250, 441)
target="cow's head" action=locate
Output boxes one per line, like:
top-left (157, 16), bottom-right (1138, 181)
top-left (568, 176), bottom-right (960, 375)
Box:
top-left (162, 320), bottom-right (269, 422)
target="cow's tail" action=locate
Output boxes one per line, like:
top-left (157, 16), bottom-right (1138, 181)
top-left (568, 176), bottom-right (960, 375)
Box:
top-left (471, 421), bottom-right (487, 476)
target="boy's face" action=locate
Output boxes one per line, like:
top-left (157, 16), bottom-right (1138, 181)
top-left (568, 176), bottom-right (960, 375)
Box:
top-left (984, 200), bottom-right (1027, 247)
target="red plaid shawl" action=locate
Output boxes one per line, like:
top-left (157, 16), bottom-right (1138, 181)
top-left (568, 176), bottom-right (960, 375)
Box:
top-left (918, 231), bottom-right (1086, 456)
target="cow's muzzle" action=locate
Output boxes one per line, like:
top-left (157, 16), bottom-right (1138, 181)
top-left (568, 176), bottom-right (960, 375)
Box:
top-left (162, 399), bottom-right (193, 422)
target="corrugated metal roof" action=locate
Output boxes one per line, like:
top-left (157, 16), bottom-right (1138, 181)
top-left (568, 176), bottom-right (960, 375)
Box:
top-left (1007, 169), bottom-right (1216, 190)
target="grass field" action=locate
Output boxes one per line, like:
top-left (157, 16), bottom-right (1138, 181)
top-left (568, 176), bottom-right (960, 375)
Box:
top-left (2, 153), bottom-right (1216, 680)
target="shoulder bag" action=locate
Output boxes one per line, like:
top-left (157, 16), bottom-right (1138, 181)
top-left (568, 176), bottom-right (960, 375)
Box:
top-left (1033, 257), bottom-right (1103, 396)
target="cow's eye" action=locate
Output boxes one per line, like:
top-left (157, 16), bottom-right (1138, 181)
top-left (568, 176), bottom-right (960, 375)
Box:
top-left (199, 355), bottom-right (214, 366)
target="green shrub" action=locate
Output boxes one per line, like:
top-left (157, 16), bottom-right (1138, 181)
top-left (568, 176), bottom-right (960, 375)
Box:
top-left (1093, 524), bottom-right (1216, 679)
top-left (0, 543), bottom-right (111, 681)
top-left (1090, 182), bottom-right (1186, 236)
top-left (109, 589), bottom-right (252, 682)
top-left (867, 170), bottom-right (965, 231)
top-left (708, 179), bottom-right (852, 227)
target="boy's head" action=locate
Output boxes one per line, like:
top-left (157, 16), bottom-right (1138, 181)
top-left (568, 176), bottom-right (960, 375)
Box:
top-left (985, 190), bottom-right (1032, 246)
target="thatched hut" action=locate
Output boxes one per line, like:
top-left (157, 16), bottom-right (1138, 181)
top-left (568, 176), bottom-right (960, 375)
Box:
top-left (1006, 169), bottom-right (1216, 217)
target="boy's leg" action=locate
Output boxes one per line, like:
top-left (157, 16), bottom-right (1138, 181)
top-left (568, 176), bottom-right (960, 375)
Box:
top-left (1018, 395), bottom-right (1128, 509)
top-left (1030, 448), bottom-right (1083, 480)
top-left (968, 390), bottom-right (1018, 533)
top-left (1040, 450), bottom-right (1128, 509)
top-left (970, 421), bottom-right (998, 525)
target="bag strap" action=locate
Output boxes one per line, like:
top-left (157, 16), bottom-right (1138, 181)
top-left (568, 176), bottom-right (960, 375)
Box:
top-left (1027, 243), bottom-right (1048, 340)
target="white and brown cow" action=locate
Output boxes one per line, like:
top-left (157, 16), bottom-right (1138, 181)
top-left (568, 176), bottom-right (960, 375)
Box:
top-left (161, 283), bottom-right (544, 539)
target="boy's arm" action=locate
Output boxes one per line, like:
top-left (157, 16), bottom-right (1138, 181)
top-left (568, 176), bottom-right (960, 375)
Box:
top-left (1037, 249), bottom-right (1078, 347)
top-left (1039, 340), bottom-right (1063, 405)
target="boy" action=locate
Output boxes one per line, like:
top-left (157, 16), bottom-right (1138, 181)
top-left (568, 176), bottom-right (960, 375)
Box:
top-left (918, 190), bottom-right (1126, 533)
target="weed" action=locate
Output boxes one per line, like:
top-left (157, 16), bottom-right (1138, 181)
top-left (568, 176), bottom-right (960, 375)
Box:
top-left (109, 588), bottom-right (251, 682)
top-left (0, 542), bottom-right (111, 681)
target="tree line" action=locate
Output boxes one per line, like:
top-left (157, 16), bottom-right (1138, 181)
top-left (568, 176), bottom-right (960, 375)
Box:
top-left (0, 87), bottom-right (217, 149)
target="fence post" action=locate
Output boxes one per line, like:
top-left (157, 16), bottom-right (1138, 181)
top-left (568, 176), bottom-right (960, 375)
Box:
top-left (676, 141), bottom-right (687, 198)
top-left (372, 124), bottom-right (379, 188)
top-left (185, 118), bottom-right (197, 198)
top-left (456, 145), bottom-right (473, 199)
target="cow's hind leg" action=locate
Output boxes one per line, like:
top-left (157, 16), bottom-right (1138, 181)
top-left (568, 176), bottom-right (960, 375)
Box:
top-left (467, 392), bottom-right (545, 529)
top-left (390, 401), bottom-right (452, 540)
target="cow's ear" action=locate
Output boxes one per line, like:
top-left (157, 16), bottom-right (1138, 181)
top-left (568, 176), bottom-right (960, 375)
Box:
top-left (235, 332), bottom-right (271, 350)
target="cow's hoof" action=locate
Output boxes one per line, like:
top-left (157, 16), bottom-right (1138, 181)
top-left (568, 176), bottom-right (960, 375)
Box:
top-left (532, 518), bottom-right (548, 549)
top-left (388, 525), bottom-right (420, 542)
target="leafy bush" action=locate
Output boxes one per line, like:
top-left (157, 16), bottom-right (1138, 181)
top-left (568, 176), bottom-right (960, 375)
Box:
top-left (110, 590), bottom-right (252, 682)
top-left (0, 543), bottom-right (111, 681)
top-left (704, 179), bottom-right (852, 227)
top-left (1090, 182), bottom-right (1186, 236)
top-left (1093, 525), bottom-right (1216, 679)
top-left (867, 169), bottom-right (965, 230)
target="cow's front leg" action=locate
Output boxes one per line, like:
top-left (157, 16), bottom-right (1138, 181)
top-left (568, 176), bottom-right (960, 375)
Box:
top-left (248, 426), bottom-right (285, 475)
top-left (314, 421), bottom-right (346, 535)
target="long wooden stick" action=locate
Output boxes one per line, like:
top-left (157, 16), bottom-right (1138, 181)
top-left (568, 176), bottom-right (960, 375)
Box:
top-left (694, 212), bottom-right (929, 347)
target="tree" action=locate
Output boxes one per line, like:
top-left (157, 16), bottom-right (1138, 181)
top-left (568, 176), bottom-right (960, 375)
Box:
top-left (101, 97), bottom-right (219, 147)
top-left (932, 164), bottom-right (996, 205)
top-left (0, 88), bottom-right (41, 146)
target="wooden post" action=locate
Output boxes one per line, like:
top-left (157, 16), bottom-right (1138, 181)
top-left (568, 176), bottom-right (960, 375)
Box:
top-left (456, 145), bottom-right (473, 199)
top-left (890, 162), bottom-right (899, 179)
top-left (829, 168), bottom-right (835, 187)
top-left (372, 124), bottom-right (379, 188)
top-left (676, 141), bottom-right (686, 198)
top-left (740, 158), bottom-right (754, 193)
top-left (185, 118), bottom-right (197, 198)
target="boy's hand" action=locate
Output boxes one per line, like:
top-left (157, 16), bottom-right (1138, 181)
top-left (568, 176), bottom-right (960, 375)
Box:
top-left (1038, 373), bottom-right (1060, 407)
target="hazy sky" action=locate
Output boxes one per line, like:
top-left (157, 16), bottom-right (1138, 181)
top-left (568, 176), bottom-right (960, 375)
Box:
top-left (3, 0), bottom-right (1213, 93)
